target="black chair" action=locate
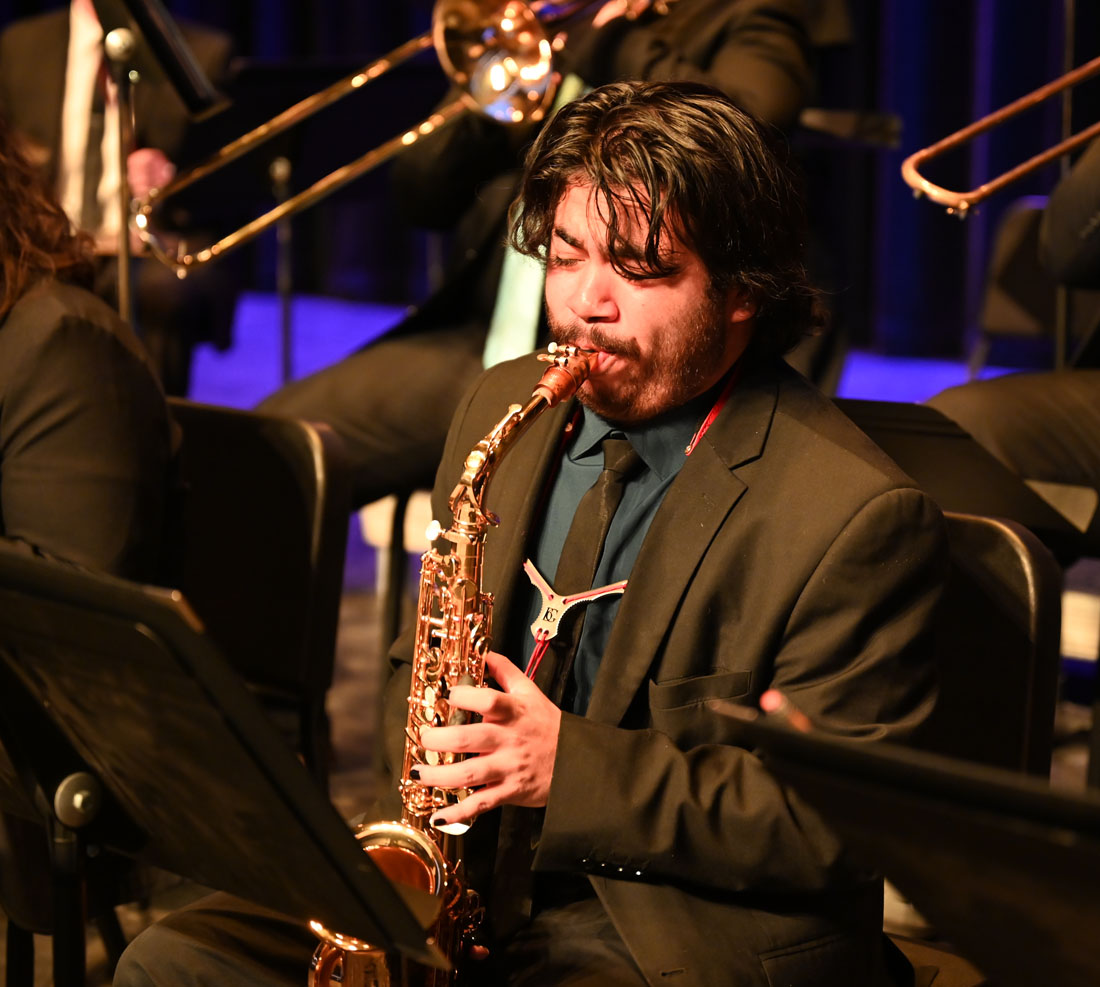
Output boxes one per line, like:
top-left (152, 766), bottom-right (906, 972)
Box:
top-left (163, 398), bottom-right (351, 784)
top-left (967, 196), bottom-right (1100, 376)
top-left (915, 512), bottom-right (1063, 776)
top-left (888, 512), bottom-right (1063, 985)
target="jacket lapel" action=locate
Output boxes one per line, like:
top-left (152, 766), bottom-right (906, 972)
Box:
top-left (585, 367), bottom-right (782, 724)
top-left (482, 396), bottom-right (575, 650)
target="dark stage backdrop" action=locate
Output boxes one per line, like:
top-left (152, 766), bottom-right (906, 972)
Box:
top-left (0, 0), bottom-right (1095, 361)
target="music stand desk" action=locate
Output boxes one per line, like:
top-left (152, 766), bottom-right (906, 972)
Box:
top-left (94, 0), bottom-right (225, 116)
top-left (717, 704), bottom-right (1100, 987)
top-left (0, 546), bottom-right (441, 969)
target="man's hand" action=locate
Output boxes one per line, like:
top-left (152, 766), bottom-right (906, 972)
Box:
top-left (591, 0), bottom-right (655, 29)
top-left (414, 650), bottom-right (561, 830)
top-left (127, 147), bottom-right (176, 201)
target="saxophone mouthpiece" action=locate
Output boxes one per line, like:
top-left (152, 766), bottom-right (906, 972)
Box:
top-left (533, 343), bottom-right (595, 405)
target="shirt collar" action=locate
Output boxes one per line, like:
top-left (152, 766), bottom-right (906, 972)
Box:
top-left (569, 384), bottom-right (721, 481)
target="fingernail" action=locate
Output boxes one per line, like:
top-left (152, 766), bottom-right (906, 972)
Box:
top-left (409, 766), bottom-right (421, 781)
top-left (429, 814), bottom-right (442, 829)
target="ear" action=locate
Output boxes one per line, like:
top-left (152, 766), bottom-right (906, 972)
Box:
top-left (725, 289), bottom-right (756, 326)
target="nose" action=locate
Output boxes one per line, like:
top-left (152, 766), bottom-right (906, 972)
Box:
top-left (571, 260), bottom-right (618, 324)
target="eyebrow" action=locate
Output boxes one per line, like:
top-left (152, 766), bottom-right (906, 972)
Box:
top-left (552, 225), bottom-right (652, 266)
top-left (552, 226), bottom-right (584, 250)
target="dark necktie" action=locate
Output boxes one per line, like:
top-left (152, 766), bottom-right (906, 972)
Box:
top-left (80, 56), bottom-right (108, 233)
top-left (491, 437), bottom-right (643, 937)
top-left (535, 436), bottom-right (643, 702)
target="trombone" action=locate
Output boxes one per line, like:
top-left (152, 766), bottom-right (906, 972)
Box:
top-left (901, 54), bottom-right (1100, 216)
top-left (135, 0), bottom-right (573, 276)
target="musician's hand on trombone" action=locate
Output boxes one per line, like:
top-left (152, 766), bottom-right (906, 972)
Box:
top-left (415, 649), bottom-right (561, 830)
top-left (591, 0), bottom-right (655, 28)
top-left (127, 148), bottom-right (176, 202)
top-left (88, 150), bottom-right (179, 258)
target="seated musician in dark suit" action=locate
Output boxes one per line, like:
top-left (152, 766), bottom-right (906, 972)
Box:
top-left (114, 80), bottom-right (945, 987)
top-left (0, 104), bottom-right (173, 945)
top-left (0, 109), bottom-right (172, 578)
top-left (0, 0), bottom-right (234, 396)
top-left (927, 137), bottom-right (1100, 555)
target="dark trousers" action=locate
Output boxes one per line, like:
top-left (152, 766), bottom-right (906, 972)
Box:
top-left (927, 369), bottom-right (1100, 547)
top-left (257, 322), bottom-right (488, 508)
top-left (112, 891), bottom-right (646, 987)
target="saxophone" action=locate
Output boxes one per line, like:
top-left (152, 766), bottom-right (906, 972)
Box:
top-left (309, 344), bottom-right (594, 987)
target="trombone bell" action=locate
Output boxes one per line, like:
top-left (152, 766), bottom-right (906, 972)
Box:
top-left (435, 0), bottom-right (555, 125)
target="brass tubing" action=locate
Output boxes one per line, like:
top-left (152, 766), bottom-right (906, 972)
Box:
top-left (134, 33), bottom-right (436, 274)
top-left (901, 54), bottom-right (1100, 215)
top-left (133, 0), bottom-right (644, 275)
top-left (138, 96), bottom-right (468, 274)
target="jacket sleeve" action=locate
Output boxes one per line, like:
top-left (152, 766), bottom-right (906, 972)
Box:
top-left (0, 313), bottom-right (172, 580)
top-left (536, 486), bottom-right (946, 894)
top-left (565, 0), bottom-right (814, 130)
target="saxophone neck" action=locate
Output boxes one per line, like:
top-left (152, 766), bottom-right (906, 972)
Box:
top-left (449, 395), bottom-right (542, 518)
top-left (446, 345), bottom-right (594, 526)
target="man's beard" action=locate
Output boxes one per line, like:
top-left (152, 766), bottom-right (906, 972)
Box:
top-left (548, 288), bottom-right (731, 424)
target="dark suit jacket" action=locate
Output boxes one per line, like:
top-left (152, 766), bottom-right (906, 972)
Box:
top-left (0, 277), bottom-right (173, 579)
top-left (382, 352), bottom-right (946, 986)
top-left (0, 8), bottom-right (231, 185)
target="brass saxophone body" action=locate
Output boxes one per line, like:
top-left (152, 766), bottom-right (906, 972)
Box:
top-left (309, 344), bottom-right (593, 987)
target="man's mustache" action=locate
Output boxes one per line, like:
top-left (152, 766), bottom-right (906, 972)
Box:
top-left (548, 321), bottom-right (642, 362)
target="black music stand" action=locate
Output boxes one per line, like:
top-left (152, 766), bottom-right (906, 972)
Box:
top-left (93, 0), bottom-right (225, 117)
top-left (89, 0), bottom-right (226, 322)
top-left (0, 545), bottom-right (442, 986)
top-left (717, 704), bottom-right (1100, 987)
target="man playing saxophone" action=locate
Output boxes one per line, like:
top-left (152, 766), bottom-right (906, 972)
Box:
top-left (115, 80), bottom-right (946, 987)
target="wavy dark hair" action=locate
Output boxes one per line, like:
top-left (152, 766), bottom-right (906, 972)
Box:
top-left (0, 112), bottom-right (94, 322)
top-left (510, 80), bottom-right (824, 356)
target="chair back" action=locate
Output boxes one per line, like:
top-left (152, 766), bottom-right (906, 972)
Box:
top-left (916, 512), bottom-right (1062, 776)
top-left (162, 399), bottom-right (351, 780)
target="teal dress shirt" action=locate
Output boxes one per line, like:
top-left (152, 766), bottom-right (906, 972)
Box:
top-left (516, 388), bottom-right (718, 714)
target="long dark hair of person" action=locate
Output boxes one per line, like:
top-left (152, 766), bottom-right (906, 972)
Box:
top-left (511, 80), bottom-right (825, 358)
top-left (0, 113), bottom-right (94, 322)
